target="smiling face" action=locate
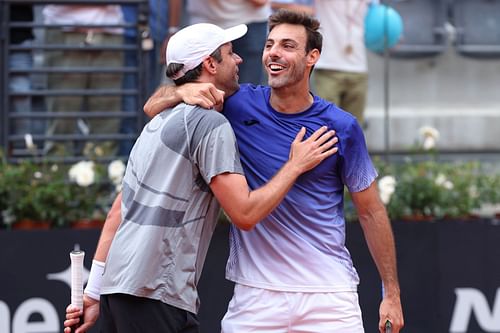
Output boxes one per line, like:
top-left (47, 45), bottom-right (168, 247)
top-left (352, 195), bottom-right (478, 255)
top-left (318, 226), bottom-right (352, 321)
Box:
top-left (263, 23), bottom-right (317, 90)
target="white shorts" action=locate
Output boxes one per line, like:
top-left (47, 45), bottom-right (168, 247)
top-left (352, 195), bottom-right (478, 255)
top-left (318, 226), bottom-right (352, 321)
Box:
top-left (221, 284), bottom-right (365, 333)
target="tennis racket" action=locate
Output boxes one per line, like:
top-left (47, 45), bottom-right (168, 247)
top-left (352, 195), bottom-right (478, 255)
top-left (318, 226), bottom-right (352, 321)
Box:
top-left (70, 246), bottom-right (85, 332)
top-left (385, 320), bottom-right (392, 333)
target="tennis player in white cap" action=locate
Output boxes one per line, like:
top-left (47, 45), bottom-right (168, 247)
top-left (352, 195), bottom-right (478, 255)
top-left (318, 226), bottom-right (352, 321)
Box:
top-left (63, 22), bottom-right (337, 333)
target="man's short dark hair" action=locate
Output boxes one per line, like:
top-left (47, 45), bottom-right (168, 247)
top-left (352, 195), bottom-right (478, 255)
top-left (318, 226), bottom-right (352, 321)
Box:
top-left (268, 9), bottom-right (322, 54)
top-left (166, 47), bottom-right (223, 86)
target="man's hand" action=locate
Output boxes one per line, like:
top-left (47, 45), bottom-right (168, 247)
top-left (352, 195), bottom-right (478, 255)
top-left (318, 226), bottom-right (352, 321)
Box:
top-left (144, 82), bottom-right (225, 118)
top-left (176, 82), bottom-right (225, 110)
top-left (63, 295), bottom-right (100, 333)
top-left (289, 126), bottom-right (338, 174)
top-left (379, 294), bottom-right (404, 333)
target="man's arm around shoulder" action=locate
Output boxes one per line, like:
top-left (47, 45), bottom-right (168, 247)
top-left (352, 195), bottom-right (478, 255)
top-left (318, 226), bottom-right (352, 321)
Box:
top-left (144, 83), bottom-right (225, 118)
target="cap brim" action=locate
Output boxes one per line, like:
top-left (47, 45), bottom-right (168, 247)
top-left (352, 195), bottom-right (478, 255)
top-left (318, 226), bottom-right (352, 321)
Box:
top-left (222, 24), bottom-right (248, 44)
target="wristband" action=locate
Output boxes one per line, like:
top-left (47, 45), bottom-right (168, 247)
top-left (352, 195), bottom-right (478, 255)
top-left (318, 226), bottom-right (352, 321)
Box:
top-left (168, 26), bottom-right (180, 34)
top-left (84, 260), bottom-right (105, 301)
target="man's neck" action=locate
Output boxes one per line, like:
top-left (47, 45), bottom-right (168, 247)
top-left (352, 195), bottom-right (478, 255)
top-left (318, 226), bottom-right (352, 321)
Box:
top-left (270, 86), bottom-right (314, 114)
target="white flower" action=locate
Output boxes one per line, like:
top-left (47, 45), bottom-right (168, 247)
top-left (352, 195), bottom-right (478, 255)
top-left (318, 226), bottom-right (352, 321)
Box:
top-left (69, 161), bottom-right (95, 187)
top-left (422, 137), bottom-right (436, 150)
top-left (24, 133), bottom-right (37, 151)
top-left (34, 171), bottom-right (43, 179)
top-left (435, 173), bottom-right (454, 190)
top-left (443, 180), bottom-right (454, 190)
top-left (1, 210), bottom-right (16, 226)
top-left (419, 126), bottom-right (440, 140)
top-left (51, 164), bottom-right (59, 172)
top-left (418, 126), bottom-right (439, 150)
top-left (94, 146), bottom-right (104, 157)
top-left (435, 173), bottom-right (447, 186)
top-left (378, 175), bottom-right (397, 205)
top-left (468, 185), bottom-right (479, 199)
top-left (108, 160), bottom-right (126, 185)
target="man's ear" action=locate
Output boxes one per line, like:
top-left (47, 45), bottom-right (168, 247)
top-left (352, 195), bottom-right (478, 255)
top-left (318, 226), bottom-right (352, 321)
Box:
top-left (202, 57), bottom-right (217, 75)
top-left (306, 49), bottom-right (320, 68)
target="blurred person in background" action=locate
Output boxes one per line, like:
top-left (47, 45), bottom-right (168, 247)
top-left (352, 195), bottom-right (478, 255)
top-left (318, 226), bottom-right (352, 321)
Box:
top-left (314, 0), bottom-right (378, 128)
top-left (119, 0), bottom-right (181, 156)
top-left (9, 4), bottom-right (34, 141)
top-left (178, 0), bottom-right (271, 85)
top-left (271, 0), bottom-right (314, 15)
top-left (42, 5), bottom-right (124, 157)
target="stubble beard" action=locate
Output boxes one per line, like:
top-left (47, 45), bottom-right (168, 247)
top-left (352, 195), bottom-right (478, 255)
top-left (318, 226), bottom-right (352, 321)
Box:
top-left (268, 62), bottom-right (306, 90)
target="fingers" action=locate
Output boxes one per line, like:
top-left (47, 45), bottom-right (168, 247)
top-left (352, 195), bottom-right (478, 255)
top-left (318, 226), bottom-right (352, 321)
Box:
top-left (304, 127), bottom-right (337, 155)
top-left (315, 130), bottom-right (337, 148)
top-left (66, 305), bottom-right (82, 319)
top-left (191, 86), bottom-right (225, 109)
top-left (320, 142), bottom-right (339, 157)
top-left (293, 127), bottom-right (306, 144)
top-left (194, 95), bottom-right (218, 109)
top-left (307, 125), bottom-right (328, 142)
top-left (318, 133), bottom-right (338, 153)
top-left (209, 87), bottom-right (225, 106)
top-left (63, 317), bottom-right (80, 331)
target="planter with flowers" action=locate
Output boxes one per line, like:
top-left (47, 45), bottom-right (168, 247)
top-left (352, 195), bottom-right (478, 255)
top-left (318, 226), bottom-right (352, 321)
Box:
top-left (344, 126), bottom-right (500, 222)
top-left (68, 159), bottom-right (125, 229)
top-left (0, 147), bottom-right (125, 229)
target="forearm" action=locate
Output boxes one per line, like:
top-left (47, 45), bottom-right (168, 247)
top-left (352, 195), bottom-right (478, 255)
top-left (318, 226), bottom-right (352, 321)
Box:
top-left (93, 192), bottom-right (122, 262)
top-left (239, 161), bottom-right (302, 228)
top-left (212, 162), bottom-right (301, 231)
top-left (357, 199), bottom-right (404, 331)
top-left (358, 207), bottom-right (400, 297)
top-left (143, 85), bottom-right (181, 118)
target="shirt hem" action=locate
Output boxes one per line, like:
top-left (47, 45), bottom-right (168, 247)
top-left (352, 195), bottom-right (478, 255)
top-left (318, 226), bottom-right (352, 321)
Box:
top-left (226, 275), bottom-right (358, 293)
top-left (100, 287), bottom-right (197, 314)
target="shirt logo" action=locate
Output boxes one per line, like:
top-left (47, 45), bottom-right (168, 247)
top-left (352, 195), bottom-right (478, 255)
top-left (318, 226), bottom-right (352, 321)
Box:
top-left (243, 119), bottom-right (260, 126)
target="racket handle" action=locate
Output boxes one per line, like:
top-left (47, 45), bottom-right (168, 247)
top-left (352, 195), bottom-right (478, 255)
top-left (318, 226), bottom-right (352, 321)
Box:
top-left (70, 250), bottom-right (85, 308)
top-left (385, 320), bottom-right (392, 333)
top-left (70, 249), bottom-right (85, 333)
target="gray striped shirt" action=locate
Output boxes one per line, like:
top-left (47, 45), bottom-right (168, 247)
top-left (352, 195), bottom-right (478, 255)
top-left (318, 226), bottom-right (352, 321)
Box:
top-left (101, 104), bottom-right (243, 313)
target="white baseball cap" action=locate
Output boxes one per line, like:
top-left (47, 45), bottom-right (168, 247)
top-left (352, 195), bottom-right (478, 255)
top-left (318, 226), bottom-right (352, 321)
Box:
top-left (166, 23), bottom-right (248, 80)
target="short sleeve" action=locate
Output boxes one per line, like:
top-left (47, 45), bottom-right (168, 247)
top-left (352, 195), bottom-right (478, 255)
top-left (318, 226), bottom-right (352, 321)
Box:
top-left (339, 119), bottom-right (378, 193)
top-left (192, 113), bottom-right (244, 184)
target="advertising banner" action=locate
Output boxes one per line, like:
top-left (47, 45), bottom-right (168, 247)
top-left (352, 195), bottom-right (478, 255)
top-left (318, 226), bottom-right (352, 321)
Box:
top-left (1, 221), bottom-right (499, 333)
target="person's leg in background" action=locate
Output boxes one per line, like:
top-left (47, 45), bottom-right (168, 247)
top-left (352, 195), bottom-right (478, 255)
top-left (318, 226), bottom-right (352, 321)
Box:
top-left (118, 34), bottom-right (139, 157)
top-left (9, 40), bottom-right (33, 141)
top-left (118, 34), bottom-right (162, 157)
top-left (43, 29), bottom-right (86, 156)
top-left (341, 71), bottom-right (368, 127)
top-left (314, 69), bottom-right (343, 107)
top-left (314, 69), bottom-right (368, 127)
top-left (87, 33), bottom-right (123, 157)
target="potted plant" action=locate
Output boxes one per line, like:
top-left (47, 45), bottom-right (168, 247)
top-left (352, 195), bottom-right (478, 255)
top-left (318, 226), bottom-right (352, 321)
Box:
top-left (67, 158), bottom-right (125, 228)
top-left (1, 159), bottom-right (67, 229)
top-left (344, 126), bottom-right (500, 222)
